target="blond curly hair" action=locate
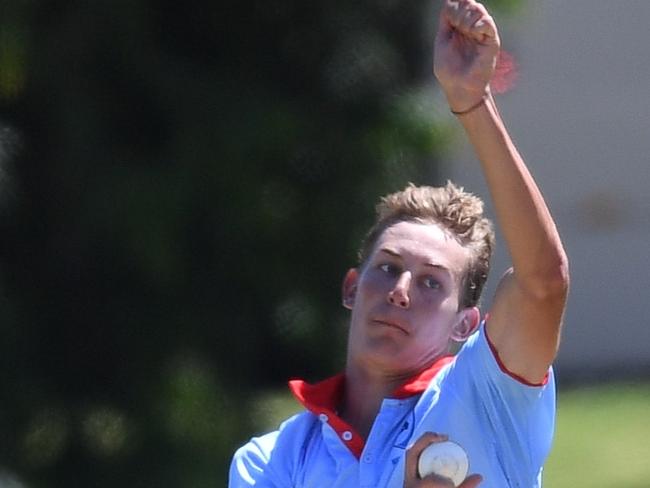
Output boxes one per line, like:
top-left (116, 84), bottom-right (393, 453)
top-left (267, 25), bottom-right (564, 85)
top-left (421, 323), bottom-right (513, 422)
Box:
top-left (358, 182), bottom-right (495, 308)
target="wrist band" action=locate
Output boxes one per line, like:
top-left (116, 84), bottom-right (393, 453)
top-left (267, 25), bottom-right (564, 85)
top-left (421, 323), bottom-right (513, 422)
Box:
top-left (451, 95), bottom-right (487, 116)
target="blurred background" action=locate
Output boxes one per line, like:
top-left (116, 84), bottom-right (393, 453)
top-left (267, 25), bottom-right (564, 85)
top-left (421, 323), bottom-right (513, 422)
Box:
top-left (0, 0), bottom-right (647, 487)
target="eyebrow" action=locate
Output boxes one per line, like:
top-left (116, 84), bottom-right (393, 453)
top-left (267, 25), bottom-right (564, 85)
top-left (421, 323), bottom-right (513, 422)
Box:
top-left (379, 248), bottom-right (452, 274)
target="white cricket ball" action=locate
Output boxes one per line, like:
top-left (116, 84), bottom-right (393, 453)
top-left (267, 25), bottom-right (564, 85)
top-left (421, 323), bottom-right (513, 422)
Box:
top-left (417, 440), bottom-right (469, 487)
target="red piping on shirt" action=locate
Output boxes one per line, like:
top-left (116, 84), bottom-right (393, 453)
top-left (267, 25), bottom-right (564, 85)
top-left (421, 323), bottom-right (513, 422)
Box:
top-left (483, 316), bottom-right (549, 387)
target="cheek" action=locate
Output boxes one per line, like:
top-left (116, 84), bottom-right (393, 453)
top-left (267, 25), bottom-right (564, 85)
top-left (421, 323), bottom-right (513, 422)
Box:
top-left (417, 288), bottom-right (452, 307)
top-left (416, 294), bottom-right (459, 323)
top-left (358, 270), bottom-right (389, 296)
top-left (441, 289), bottom-right (460, 307)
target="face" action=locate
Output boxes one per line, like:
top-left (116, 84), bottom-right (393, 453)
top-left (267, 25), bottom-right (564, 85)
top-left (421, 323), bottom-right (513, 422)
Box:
top-left (343, 220), bottom-right (479, 377)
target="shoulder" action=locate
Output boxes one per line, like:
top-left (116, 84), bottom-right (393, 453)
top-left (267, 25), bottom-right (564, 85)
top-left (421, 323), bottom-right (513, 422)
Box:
top-left (231, 429), bottom-right (279, 469)
top-left (449, 323), bottom-right (555, 397)
top-left (234, 410), bottom-right (317, 460)
top-left (229, 411), bottom-right (317, 487)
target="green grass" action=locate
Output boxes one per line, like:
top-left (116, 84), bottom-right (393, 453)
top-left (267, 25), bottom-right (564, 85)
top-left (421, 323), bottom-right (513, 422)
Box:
top-left (545, 382), bottom-right (650, 487)
top-left (252, 381), bottom-right (650, 487)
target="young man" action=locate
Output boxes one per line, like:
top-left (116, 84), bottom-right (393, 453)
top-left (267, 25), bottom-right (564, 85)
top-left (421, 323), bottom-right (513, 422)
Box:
top-left (229, 0), bottom-right (569, 486)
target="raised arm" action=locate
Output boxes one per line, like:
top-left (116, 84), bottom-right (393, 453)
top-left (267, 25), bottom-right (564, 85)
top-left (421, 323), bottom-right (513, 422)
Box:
top-left (434, 0), bottom-right (569, 384)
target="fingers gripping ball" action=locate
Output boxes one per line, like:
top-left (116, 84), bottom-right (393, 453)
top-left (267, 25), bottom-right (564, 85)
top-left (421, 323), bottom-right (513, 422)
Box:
top-left (417, 440), bottom-right (469, 487)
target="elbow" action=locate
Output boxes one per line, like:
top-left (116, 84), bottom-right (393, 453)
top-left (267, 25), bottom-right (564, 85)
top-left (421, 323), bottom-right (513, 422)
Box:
top-left (520, 252), bottom-right (570, 302)
top-left (554, 250), bottom-right (570, 291)
top-left (545, 250), bottom-right (570, 294)
top-left (545, 263), bottom-right (570, 303)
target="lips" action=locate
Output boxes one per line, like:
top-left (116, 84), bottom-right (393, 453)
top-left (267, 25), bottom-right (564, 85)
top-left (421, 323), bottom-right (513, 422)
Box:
top-left (372, 318), bottom-right (409, 335)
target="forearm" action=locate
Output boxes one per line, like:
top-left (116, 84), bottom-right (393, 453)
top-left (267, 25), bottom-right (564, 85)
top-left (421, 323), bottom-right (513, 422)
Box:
top-left (455, 93), bottom-right (569, 296)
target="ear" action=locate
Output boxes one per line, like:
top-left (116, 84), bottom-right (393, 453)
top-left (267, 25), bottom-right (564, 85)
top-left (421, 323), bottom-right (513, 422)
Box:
top-left (450, 306), bottom-right (481, 342)
top-left (341, 268), bottom-right (359, 310)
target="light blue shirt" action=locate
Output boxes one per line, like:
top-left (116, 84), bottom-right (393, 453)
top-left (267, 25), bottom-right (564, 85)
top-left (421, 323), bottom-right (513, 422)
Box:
top-left (229, 324), bottom-right (555, 487)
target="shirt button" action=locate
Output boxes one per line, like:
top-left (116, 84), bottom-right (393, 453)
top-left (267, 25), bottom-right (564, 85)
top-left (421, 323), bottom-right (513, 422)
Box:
top-left (342, 431), bottom-right (353, 441)
top-left (364, 454), bottom-right (373, 463)
top-left (319, 413), bottom-right (329, 423)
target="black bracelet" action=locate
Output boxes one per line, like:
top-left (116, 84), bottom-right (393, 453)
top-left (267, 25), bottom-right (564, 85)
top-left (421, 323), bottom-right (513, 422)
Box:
top-left (450, 96), bottom-right (487, 116)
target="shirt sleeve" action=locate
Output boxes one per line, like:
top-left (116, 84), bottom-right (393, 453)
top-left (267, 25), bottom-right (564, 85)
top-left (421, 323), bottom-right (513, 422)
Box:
top-left (229, 431), bottom-right (281, 487)
top-left (449, 322), bottom-right (556, 476)
top-left (228, 412), bottom-right (315, 488)
top-left (454, 322), bottom-right (554, 402)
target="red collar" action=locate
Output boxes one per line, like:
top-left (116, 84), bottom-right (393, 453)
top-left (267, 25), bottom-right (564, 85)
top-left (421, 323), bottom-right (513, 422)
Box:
top-left (288, 355), bottom-right (454, 458)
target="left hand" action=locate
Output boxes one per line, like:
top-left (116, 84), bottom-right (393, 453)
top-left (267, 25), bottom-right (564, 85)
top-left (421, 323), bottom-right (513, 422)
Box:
top-left (433, 0), bottom-right (500, 112)
top-left (404, 432), bottom-right (483, 488)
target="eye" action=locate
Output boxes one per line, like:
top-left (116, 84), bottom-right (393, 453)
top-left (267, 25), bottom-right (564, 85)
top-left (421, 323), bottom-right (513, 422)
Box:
top-left (379, 263), bottom-right (399, 275)
top-left (422, 276), bottom-right (441, 290)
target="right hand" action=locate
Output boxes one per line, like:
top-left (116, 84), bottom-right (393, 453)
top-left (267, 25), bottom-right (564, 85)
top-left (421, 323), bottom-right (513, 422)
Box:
top-left (433, 0), bottom-right (500, 113)
top-left (404, 432), bottom-right (483, 488)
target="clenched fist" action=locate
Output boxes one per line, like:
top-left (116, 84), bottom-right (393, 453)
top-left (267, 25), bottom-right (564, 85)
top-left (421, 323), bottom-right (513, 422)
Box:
top-left (434, 0), bottom-right (500, 113)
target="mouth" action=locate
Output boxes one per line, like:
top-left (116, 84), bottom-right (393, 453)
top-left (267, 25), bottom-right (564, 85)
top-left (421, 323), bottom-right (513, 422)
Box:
top-left (372, 318), bottom-right (409, 335)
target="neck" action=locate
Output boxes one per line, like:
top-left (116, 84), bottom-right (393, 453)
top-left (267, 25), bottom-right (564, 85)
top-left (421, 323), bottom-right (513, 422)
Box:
top-left (340, 362), bottom-right (409, 440)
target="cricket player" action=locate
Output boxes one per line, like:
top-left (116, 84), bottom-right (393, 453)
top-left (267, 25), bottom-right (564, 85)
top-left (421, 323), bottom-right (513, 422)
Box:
top-left (230, 0), bottom-right (569, 486)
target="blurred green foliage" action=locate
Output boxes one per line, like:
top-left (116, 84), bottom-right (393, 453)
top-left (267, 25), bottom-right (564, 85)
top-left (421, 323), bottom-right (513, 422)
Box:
top-left (0, 0), bottom-right (521, 486)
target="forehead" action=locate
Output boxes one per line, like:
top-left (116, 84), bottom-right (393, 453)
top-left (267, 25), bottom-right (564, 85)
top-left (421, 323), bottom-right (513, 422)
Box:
top-left (373, 221), bottom-right (470, 274)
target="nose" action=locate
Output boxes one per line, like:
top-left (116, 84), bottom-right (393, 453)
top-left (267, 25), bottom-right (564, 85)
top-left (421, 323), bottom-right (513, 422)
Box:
top-left (387, 271), bottom-right (411, 309)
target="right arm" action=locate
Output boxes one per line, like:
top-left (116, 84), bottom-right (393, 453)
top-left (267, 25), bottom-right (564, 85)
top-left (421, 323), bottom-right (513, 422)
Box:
top-left (433, 0), bottom-right (569, 385)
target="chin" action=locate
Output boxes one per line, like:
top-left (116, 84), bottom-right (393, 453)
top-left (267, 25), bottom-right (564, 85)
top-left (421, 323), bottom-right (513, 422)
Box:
top-left (356, 342), bottom-right (414, 372)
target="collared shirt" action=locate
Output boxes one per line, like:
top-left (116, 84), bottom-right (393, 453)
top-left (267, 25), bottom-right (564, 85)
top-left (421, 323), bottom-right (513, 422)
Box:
top-left (229, 323), bottom-right (555, 487)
